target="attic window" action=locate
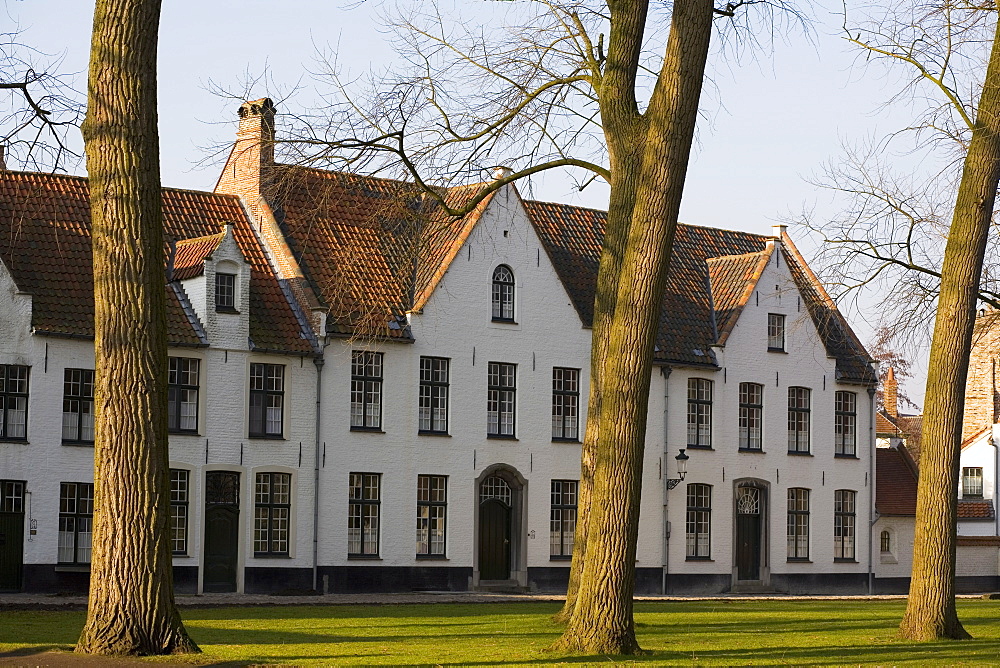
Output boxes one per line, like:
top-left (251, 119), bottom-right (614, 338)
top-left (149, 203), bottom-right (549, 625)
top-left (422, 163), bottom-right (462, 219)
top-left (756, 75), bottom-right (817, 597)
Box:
top-left (963, 467), bottom-right (984, 498)
top-left (767, 313), bottom-right (785, 351)
top-left (492, 265), bottom-right (515, 322)
top-left (215, 272), bottom-right (236, 311)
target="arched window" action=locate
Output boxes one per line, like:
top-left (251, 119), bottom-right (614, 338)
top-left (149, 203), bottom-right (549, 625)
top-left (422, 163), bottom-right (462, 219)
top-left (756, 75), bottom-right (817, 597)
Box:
top-left (492, 265), bottom-right (515, 321)
top-left (880, 530), bottom-right (891, 553)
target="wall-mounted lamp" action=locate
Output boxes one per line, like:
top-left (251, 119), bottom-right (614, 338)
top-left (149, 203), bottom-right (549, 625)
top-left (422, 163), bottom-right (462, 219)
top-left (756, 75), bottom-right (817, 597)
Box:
top-left (666, 449), bottom-right (689, 490)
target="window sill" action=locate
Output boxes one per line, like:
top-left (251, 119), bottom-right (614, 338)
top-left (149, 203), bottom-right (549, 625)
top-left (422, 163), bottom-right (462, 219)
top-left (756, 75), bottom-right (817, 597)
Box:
top-left (686, 444), bottom-right (713, 451)
top-left (549, 555), bottom-right (572, 562)
top-left (248, 435), bottom-right (286, 441)
top-left (491, 318), bottom-right (518, 325)
top-left (834, 558), bottom-right (858, 563)
top-left (0, 439), bottom-right (29, 445)
top-left (254, 553), bottom-right (291, 559)
top-left (418, 431), bottom-right (451, 437)
top-left (834, 453), bottom-right (859, 459)
top-left (551, 437), bottom-right (581, 444)
top-left (767, 348), bottom-right (788, 354)
top-left (787, 451), bottom-right (813, 456)
top-left (880, 555), bottom-right (898, 564)
top-left (54, 565), bottom-right (90, 573)
top-left (350, 427), bottom-right (385, 434)
top-left (786, 558), bottom-right (812, 563)
top-left (169, 430), bottom-right (201, 437)
top-left (416, 555), bottom-right (449, 561)
top-left (215, 307), bottom-right (240, 314)
top-left (962, 495), bottom-right (985, 500)
top-left (738, 448), bottom-right (765, 454)
top-left (685, 557), bottom-right (713, 562)
top-left (487, 434), bottom-right (518, 441)
top-left (61, 440), bottom-right (94, 447)
top-left (348, 554), bottom-right (382, 561)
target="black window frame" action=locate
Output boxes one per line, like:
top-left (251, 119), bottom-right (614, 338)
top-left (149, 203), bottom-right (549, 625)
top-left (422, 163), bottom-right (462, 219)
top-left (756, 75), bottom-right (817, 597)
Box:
top-left (550, 479), bottom-right (578, 559)
top-left (834, 391), bottom-right (857, 457)
top-left (880, 529), bottom-right (892, 554)
top-left (787, 488), bottom-right (810, 561)
top-left (418, 357), bottom-right (449, 434)
top-left (351, 351), bottom-right (383, 431)
top-left (687, 378), bottom-right (712, 449)
top-left (249, 363), bottom-right (284, 438)
top-left (768, 313), bottom-right (786, 351)
top-left (787, 386), bottom-right (811, 454)
top-left (416, 474), bottom-right (447, 558)
top-left (0, 364), bottom-right (29, 441)
top-left (348, 472), bottom-right (381, 557)
top-left (487, 361), bottom-right (516, 438)
top-left (963, 467), bottom-right (984, 498)
top-left (215, 272), bottom-right (237, 311)
top-left (551, 367), bottom-right (580, 442)
top-left (169, 469), bottom-right (190, 555)
top-left (491, 265), bottom-right (515, 322)
top-left (739, 382), bottom-right (764, 451)
top-left (168, 357), bottom-right (200, 434)
top-left (58, 481), bottom-right (94, 565)
top-left (685, 483), bottom-right (712, 559)
top-left (254, 472), bottom-right (292, 557)
top-left (834, 489), bottom-right (857, 561)
top-left (0, 479), bottom-right (25, 513)
top-left (61, 368), bottom-right (95, 445)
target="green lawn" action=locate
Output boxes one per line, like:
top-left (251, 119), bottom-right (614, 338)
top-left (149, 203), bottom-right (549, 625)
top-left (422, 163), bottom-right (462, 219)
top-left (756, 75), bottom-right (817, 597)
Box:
top-left (1, 599), bottom-right (998, 665)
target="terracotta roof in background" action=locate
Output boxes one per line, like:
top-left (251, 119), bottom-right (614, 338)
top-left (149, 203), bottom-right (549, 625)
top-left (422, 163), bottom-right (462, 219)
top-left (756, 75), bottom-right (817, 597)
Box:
top-left (957, 535), bottom-right (1000, 546)
top-left (875, 446), bottom-right (919, 516)
top-left (172, 231), bottom-right (225, 280)
top-left (958, 500), bottom-right (995, 520)
top-left (876, 410), bottom-right (899, 435)
top-left (0, 170), bottom-right (312, 354)
top-left (962, 426), bottom-right (991, 450)
top-left (708, 249), bottom-right (772, 346)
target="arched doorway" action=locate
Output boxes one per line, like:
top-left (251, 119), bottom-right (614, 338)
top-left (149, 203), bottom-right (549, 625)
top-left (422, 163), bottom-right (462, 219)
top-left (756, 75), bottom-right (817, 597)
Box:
top-left (733, 479), bottom-right (770, 590)
top-left (476, 466), bottom-right (526, 586)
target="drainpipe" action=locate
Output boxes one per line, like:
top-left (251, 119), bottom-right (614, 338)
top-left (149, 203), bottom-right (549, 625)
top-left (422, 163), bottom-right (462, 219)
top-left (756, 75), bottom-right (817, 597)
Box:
top-left (867, 386), bottom-right (876, 595)
top-left (311, 355), bottom-right (325, 593)
top-left (661, 365), bottom-right (672, 595)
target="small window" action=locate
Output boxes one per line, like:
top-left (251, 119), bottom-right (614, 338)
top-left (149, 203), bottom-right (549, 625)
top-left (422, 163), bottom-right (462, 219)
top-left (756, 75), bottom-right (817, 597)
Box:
top-left (880, 530), bottom-right (891, 554)
top-left (61, 369), bottom-right (94, 444)
top-left (170, 469), bottom-right (189, 555)
top-left (550, 480), bottom-right (578, 559)
top-left (0, 364), bottom-right (29, 440)
top-left (348, 472), bottom-right (380, 556)
top-left (491, 265), bottom-right (515, 322)
top-left (834, 489), bottom-right (856, 561)
top-left (0, 479), bottom-right (25, 513)
top-left (739, 382), bottom-right (763, 451)
top-left (254, 472), bottom-right (291, 556)
top-left (215, 272), bottom-right (236, 311)
top-left (687, 378), bottom-right (712, 448)
top-left (418, 357), bottom-right (449, 434)
top-left (768, 313), bottom-right (785, 351)
top-left (168, 357), bottom-right (200, 434)
top-left (835, 391), bottom-right (857, 457)
top-left (787, 488), bottom-right (809, 560)
top-left (963, 467), bottom-right (984, 498)
top-left (487, 362), bottom-right (516, 437)
top-left (416, 475), bottom-right (447, 557)
top-left (249, 363), bottom-right (284, 438)
top-left (685, 483), bottom-right (711, 559)
top-left (351, 351), bottom-right (383, 430)
top-left (788, 387), bottom-right (811, 454)
top-left (552, 368), bottom-right (580, 441)
top-left (58, 482), bottom-right (94, 564)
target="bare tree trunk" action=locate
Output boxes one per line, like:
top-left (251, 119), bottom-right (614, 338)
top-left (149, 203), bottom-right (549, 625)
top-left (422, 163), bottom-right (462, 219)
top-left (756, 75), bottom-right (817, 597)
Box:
top-left (899, 8), bottom-right (1000, 643)
top-left (75, 0), bottom-right (198, 655)
top-left (553, 0), bottom-right (714, 653)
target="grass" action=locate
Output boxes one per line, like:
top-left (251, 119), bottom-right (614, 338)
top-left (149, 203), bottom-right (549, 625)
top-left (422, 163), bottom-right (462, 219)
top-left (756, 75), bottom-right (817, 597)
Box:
top-left (1, 599), bottom-right (999, 665)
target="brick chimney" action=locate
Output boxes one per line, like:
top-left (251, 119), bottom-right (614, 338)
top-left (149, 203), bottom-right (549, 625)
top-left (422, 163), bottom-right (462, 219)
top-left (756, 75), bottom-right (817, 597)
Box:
top-left (883, 366), bottom-right (898, 418)
top-left (215, 98), bottom-right (275, 220)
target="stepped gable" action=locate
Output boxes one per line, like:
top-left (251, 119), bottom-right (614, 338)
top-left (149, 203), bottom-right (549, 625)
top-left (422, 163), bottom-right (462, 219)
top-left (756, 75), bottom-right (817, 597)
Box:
top-left (0, 170), bottom-right (312, 354)
top-left (875, 446), bottom-right (919, 516)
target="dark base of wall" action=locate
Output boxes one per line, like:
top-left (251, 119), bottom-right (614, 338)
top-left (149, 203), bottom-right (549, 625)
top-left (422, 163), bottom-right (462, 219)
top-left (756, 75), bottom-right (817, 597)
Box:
top-left (771, 572), bottom-right (869, 595)
top-left (875, 576), bottom-right (1000, 595)
top-left (20, 565), bottom-right (200, 595)
top-left (664, 573), bottom-right (731, 595)
top-left (244, 566), bottom-right (314, 594)
top-left (317, 566), bottom-right (473, 593)
top-left (174, 566), bottom-right (199, 595)
top-left (528, 567), bottom-right (660, 595)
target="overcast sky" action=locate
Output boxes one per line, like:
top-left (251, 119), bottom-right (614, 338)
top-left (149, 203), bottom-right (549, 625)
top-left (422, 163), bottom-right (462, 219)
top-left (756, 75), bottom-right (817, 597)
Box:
top-left (6, 0), bottom-right (931, 404)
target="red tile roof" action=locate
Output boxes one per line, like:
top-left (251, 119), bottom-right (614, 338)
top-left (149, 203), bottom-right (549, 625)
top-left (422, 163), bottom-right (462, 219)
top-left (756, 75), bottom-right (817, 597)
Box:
top-left (0, 170), bottom-right (312, 354)
top-left (708, 249), bottom-right (772, 346)
top-left (172, 231), bottom-right (225, 280)
top-left (957, 535), bottom-right (1000, 546)
top-left (958, 500), bottom-right (995, 520)
top-left (876, 446), bottom-right (919, 516)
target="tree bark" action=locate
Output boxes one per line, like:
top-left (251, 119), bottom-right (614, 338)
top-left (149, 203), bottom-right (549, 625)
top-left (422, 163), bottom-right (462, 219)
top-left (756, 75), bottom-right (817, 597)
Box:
top-left (75, 0), bottom-right (199, 656)
top-left (898, 8), bottom-right (1000, 643)
top-left (552, 0), bottom-right (714, 653)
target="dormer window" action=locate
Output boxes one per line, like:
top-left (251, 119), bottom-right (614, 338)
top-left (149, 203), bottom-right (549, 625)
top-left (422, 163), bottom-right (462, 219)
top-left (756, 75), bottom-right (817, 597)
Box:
top-left (492, 265), bottom-right (515, 322)
top-left (963, 467), bottom-right (984, 498)
top-left (215, 272), bottom-right (236, 311)
top-left (767, 313), bottom-right (785, 351)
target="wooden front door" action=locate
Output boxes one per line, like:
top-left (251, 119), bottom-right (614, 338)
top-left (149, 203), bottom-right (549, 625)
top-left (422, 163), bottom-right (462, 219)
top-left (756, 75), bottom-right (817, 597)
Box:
top-left (479, 499), bottom-right (511, 580)
top-left (0, 481), bottom-right (25, 592)
top-left (203, 472), bottom-right (240, 593)
top-left (735, 486), bottom-right (762, 581)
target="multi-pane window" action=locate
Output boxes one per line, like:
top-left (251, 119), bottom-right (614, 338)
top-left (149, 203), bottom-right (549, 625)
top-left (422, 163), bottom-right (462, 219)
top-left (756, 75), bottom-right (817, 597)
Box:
top-left (418, 357), bottom-right (449, 434)
top-left (768, 313), bottom-right (786, 351)
top-left (739, 382), bottom-right (763, 451)
top-left (249, 363), bottom-right (284, 438)
top-left (687, 378), bottom-right (712, 448)
top-left (880, 530), bottom-right (892, 554)
top-left (491, 265), bottom-right (515, 321)
top-left (215, 272), bottom-right (236, 310)
top-left (0, 480), bottom-right (25, 513)
top-left (552, 368), bottom-right (580, 441)
top-left (487, 362), bottom-right (516, 437)
top-left (348, 473), bottom-right (380, 556)
top-left (963, 467), bottom-right (984, 498)
top-left (834, 489), bottom-right (856, 561)
top-left (834, 391), bottom-right (857, 456)
top-left (170, 469), bottom-right (189, 555)
top-left (351, 351), bottom-right (383, 430)
top-left (254, 472), bottom-right (291, 556)
top-left (168, 357), bottom-right (200, 433)
top-left (550, 480), bottom-right (578, 558)
top-left (416, 475), bottom-right (447, 557)
top-left (787, 488), bottom-right (810, 560)
top-left (58, 482), bottom-right (94, 564)
top-left (61, 369), bottom-right (94, 443)
top-left (0, 364), bottom-right (28, 440)
top-left (685, 483), bottom-right (711, 558)
top-left (787, 387), bottom-right (811, 453)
